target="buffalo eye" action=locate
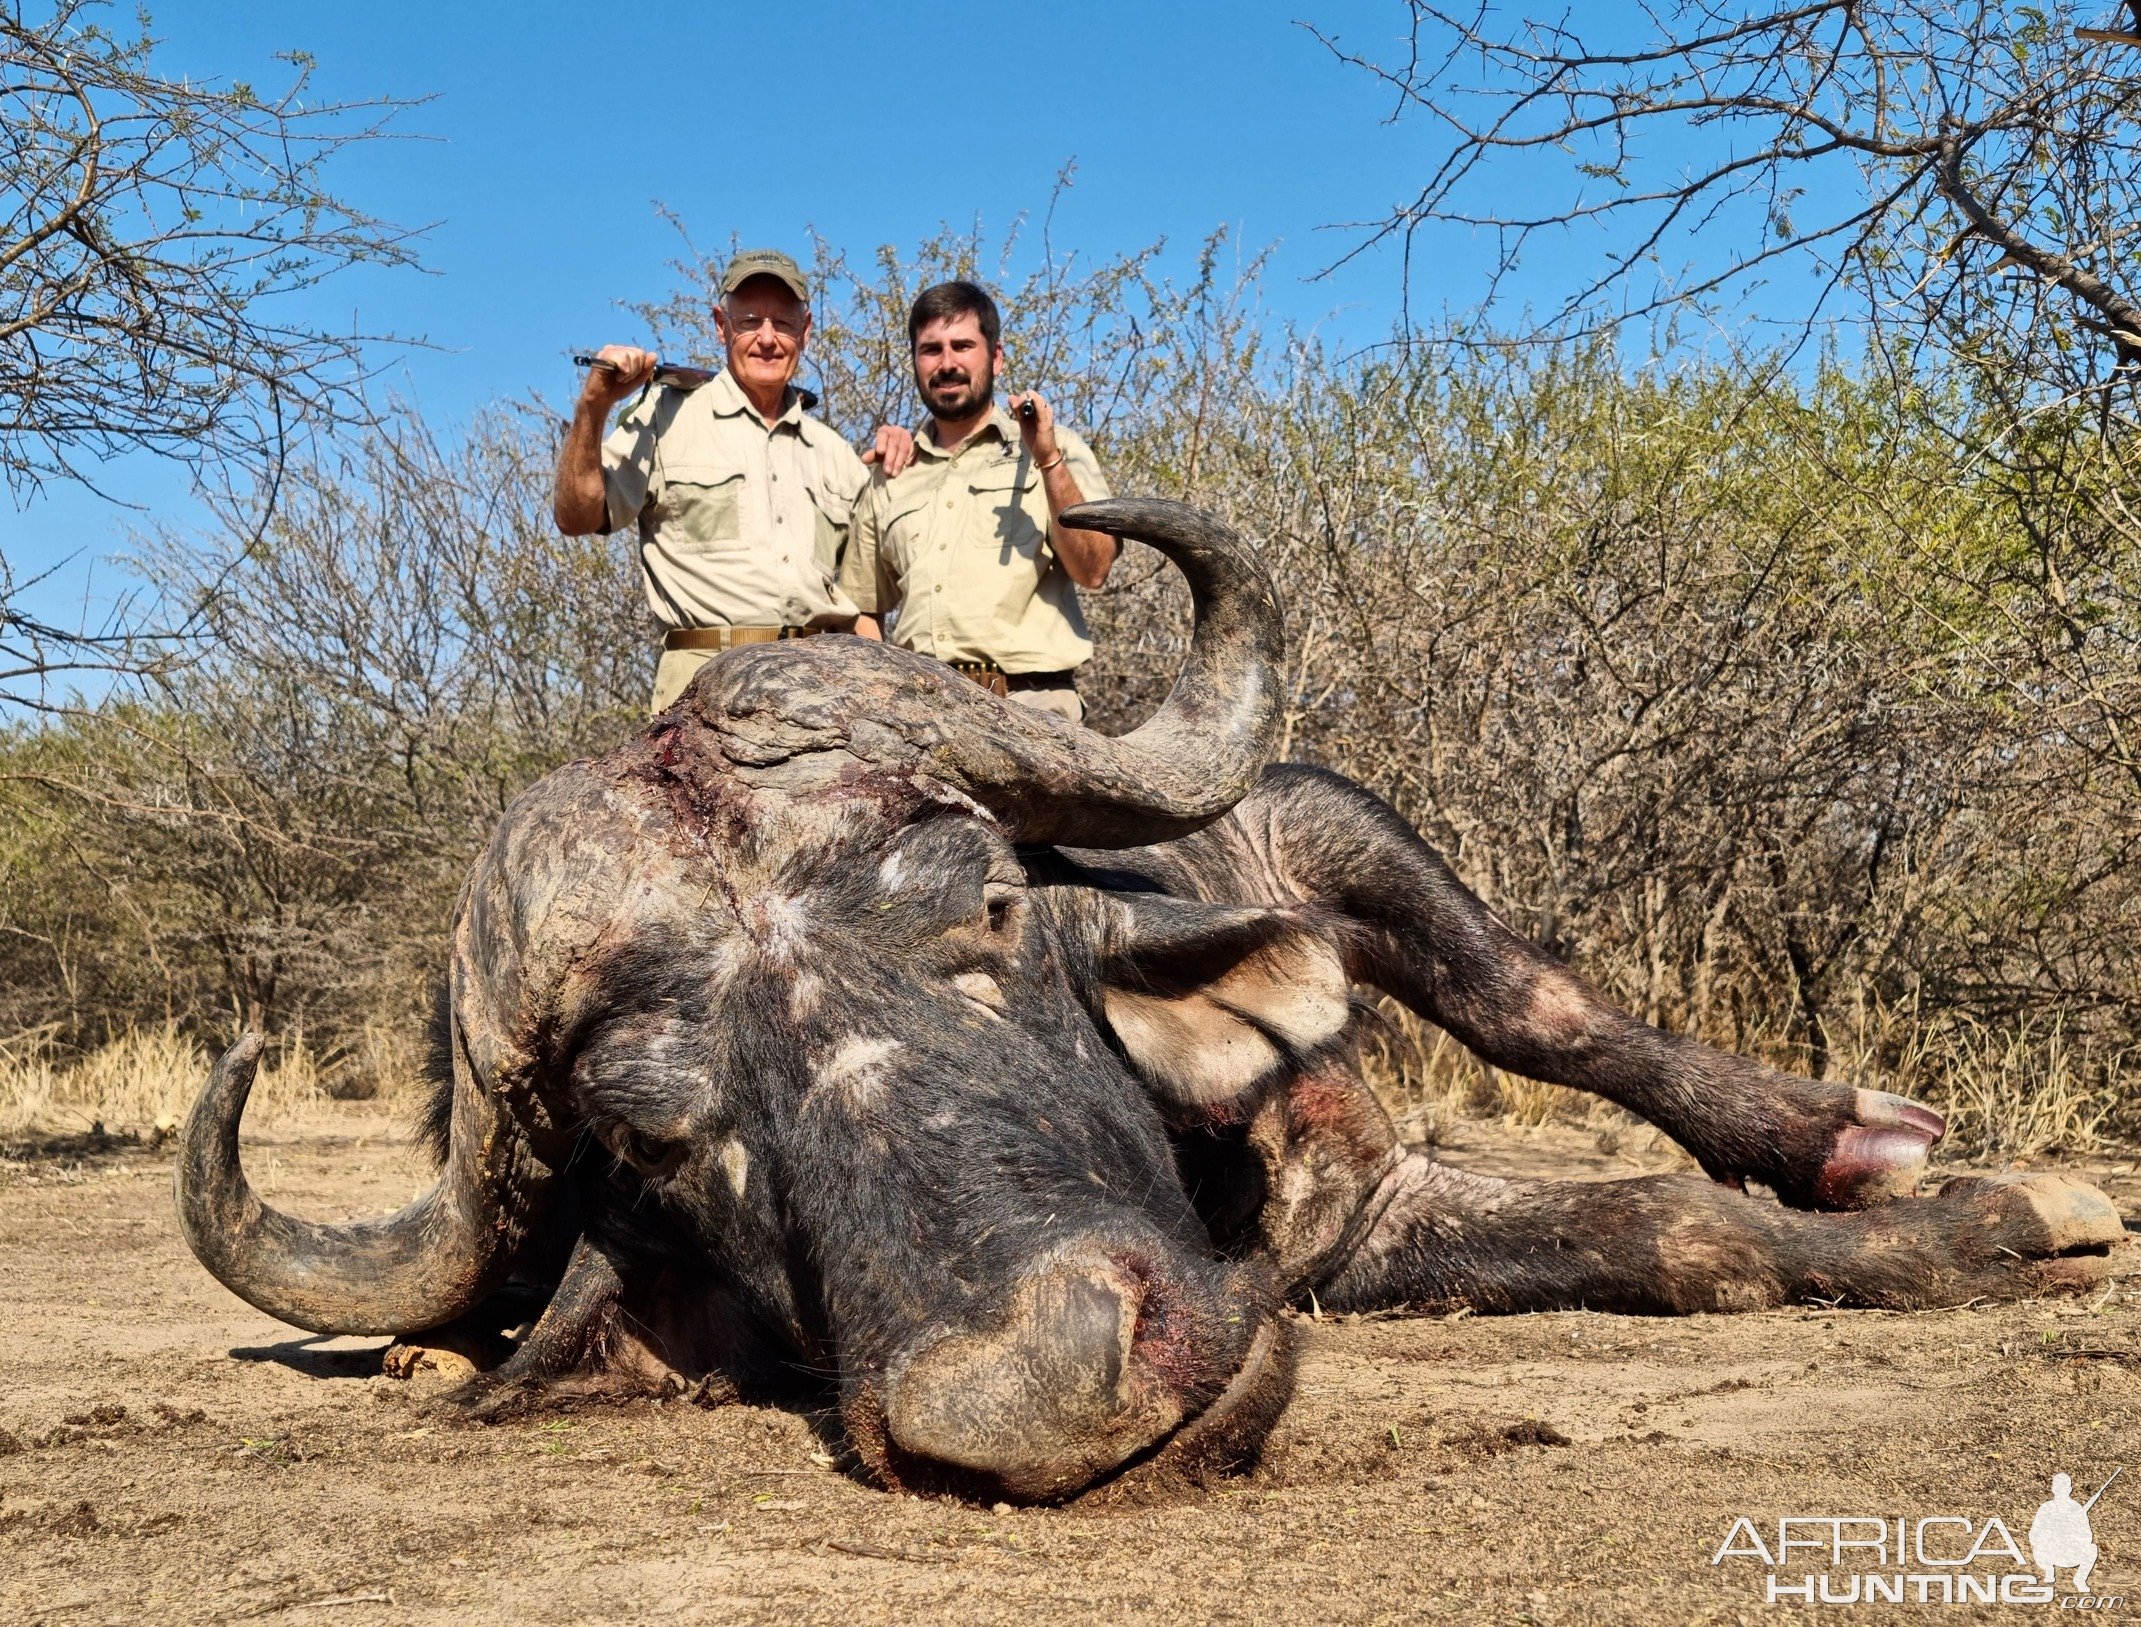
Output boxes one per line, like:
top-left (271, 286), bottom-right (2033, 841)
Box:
top-left (982, 881), bottom-right (1022, 938)
top-left (601, 1121), bottom-right (687, 1181)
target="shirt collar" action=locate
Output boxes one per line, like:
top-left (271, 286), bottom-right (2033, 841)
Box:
top-left (706, 366), bottom-right (804, 429)
top-left (917, 405), bottom-right (1019, 461)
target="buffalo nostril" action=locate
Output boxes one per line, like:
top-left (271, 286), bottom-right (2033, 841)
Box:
top-left (883, 1262), bottom-right (1186, 1501)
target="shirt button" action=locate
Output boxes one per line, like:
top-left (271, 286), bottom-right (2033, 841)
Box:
top-left (944, 500), bottom-right (954, 509)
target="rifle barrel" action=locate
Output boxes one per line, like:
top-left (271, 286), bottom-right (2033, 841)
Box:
top-left (2083, 1465), bottom-right (2123, 1512)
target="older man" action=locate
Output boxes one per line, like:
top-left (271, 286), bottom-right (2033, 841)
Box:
top-left (839, 280), bottom-right (1117, 724)
top-left (553, 249), bottom-right (909, 713)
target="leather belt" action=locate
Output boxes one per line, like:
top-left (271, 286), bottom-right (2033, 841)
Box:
top-left (662, 625), bottom-right (822, 653)
top-left (946, 659), bottom-right (1075, 699)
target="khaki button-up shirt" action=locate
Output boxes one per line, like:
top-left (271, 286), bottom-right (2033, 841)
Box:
top-left (838, 408), bottom-right (1111, 672)
top-left (602, 368), bottom-right (864, 630)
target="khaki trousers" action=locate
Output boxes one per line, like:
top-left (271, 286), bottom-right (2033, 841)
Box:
top-left (1006, 680), bottom-right (1085, 724)
top-left (650, 648), bottom-right (718, 714)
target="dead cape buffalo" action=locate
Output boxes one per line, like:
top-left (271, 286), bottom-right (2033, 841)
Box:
top-left (176, 498), bottom-right (2128, 1503)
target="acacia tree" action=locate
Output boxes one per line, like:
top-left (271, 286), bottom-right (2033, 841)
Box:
top-left (1, 0), bottom-right (418, 703)
top-left (1310, 3), bottom-right (2141, 852)
top-left (1313, 1), bottom-right (2141, 1024)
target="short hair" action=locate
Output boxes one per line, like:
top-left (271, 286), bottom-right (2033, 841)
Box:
top-left (907, 280), bottom-right (1002, 349)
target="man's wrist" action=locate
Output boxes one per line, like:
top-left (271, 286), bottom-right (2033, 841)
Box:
top-left (1034, 449), bottom-right (1065, 472)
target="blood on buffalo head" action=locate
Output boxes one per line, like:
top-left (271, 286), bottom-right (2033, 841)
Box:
top-left (175, 499), bottom-right (1349, 1501)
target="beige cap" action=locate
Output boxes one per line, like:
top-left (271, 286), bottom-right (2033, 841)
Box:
top-left (720, 248), bottom-right (809, 302)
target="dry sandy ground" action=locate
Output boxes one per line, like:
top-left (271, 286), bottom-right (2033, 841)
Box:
top-left (2, 1107), bottom-right (2137, 1625)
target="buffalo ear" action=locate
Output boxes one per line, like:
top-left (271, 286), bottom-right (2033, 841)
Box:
top-left (1093, 892), bottom-right (1352, 1112)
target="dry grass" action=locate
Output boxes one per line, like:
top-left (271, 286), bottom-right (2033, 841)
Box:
top-left (1822, 1003), bottom-right (2127, 1160)
top-left (0, 1021), bottom-right (422, 1138)
top-left (1361, 995), bottom-right (2128, 1161)
top-left (5, 999), bottom-right (2123, 1162)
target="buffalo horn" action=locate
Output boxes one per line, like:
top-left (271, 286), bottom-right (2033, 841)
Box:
top-left (932, 497), bottom-right (1284, 845)
top-left (174, 1025), bottom-right (557, 1336)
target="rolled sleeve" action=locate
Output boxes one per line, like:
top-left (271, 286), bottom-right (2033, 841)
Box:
top-left (600, 410), bottom-right (659, 536)
top-left (1059, 430), bottom-right (1111, 503)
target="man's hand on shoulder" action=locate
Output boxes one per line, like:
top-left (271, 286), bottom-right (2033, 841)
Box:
top-left (862, 423), bottom-right (916, 478)
top-left (580, 344), bottom-right (658, 414)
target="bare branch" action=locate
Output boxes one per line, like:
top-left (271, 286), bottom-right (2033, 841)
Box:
top-left (0, 0), bottom-right (425, 707)
top-left (1312, 0), bottom-right (2141, 402)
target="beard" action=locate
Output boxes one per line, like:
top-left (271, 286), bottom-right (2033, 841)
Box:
top-left (917, 357), bottom-right (995, 420)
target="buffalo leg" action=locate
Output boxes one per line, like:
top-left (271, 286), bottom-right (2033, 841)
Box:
top-left (442, 1233), bottom-right (766, 1418)
top-left (1315, 1153), bottom-right (2127, 1314)
top-left (1226, 766), bottom-right (1944, 1209)
top-left (440, 1233), bottom-right (641, 1418)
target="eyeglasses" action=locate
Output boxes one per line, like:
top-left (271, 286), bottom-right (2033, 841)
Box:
top-left (723, 307), bottom-right (806, 339)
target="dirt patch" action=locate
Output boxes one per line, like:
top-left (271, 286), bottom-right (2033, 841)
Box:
top-left (1, 1105), bottom-right (2135, 1623)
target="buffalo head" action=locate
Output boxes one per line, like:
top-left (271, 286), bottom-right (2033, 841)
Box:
top-left (176, 500), bottom-right (1344, 1501)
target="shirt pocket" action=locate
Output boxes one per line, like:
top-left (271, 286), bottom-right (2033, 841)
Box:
top-left (657, 459), bottom-right (747, 550)
top-left (965, 464), bottom-right (1046, 558)
top-left (878, 485), bottom-right (937, 562)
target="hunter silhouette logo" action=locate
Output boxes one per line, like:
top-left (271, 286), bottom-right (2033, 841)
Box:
top-left (2030, 1469), bottom-right (2118, 1593)
top-left (1711, 1467), bottom-right (2124, 1606)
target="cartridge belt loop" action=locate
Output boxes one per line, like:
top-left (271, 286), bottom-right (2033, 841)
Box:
top-left (662, 625), bottom-right (822, 653)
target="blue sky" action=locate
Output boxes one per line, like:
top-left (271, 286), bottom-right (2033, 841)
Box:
top-left (11, 0), bottom-right (1462, 652)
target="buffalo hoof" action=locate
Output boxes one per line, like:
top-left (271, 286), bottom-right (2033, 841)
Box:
top-left (1729, 1083), bottom-right (1946, 1210)
top-left (1824, 1171), bottom-right (2132, 1308)
top-left (1936, 1172), bottom-right (2131, 1295)
top-left (381, 1315), bottom-right (509, 1382)
top-left (1805, 1089), bottom-right (1949, 1208)
top-left (382, 1336), bottom-right (484, 1382)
